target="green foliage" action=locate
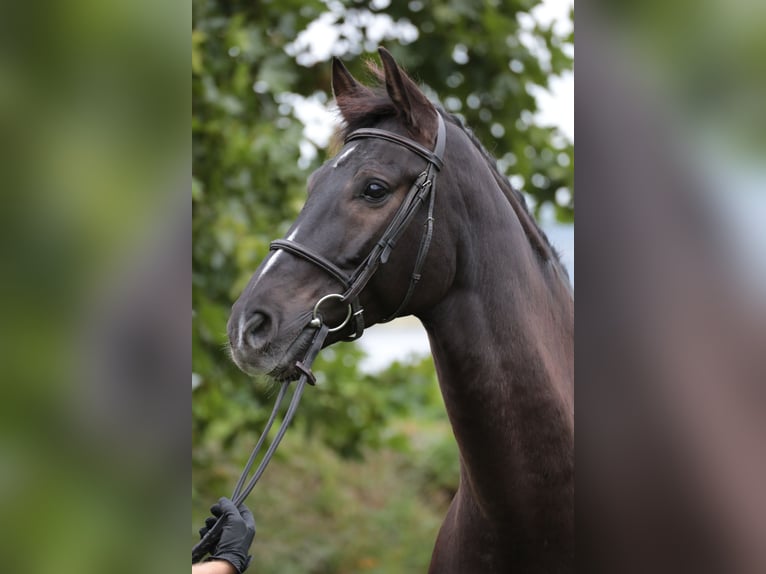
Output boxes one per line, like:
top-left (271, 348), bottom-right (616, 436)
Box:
top-left (193, 1), bottom-right (572, 570)
top-left (193, 353), bottom-right (461, 573)
top-left (194, 434), bottom-right (452, 573)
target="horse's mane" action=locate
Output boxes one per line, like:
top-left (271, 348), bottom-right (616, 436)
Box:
top-left (438, 110), bottom-right (566, 268)
top-left (334, 62), bottom-right (569, 279)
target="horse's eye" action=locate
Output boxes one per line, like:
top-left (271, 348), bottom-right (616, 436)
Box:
top-left (362, 182), bottom-right (389, 202)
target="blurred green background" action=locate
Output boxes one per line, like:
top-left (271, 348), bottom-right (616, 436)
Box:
top-left (0, 0), bottom-right (188, 571)
top-left (192, 0), bottom-right (573, 571)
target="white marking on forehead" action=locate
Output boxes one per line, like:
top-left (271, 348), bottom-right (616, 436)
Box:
top-left (333, 145), bottom-right (357, 168)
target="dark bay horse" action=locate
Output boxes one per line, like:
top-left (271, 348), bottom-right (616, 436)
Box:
top-left (227, 48), bottom-right (574, 573)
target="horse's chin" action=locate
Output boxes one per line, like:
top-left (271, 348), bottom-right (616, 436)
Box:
top-left (232, 326), bottom-right (317, 382)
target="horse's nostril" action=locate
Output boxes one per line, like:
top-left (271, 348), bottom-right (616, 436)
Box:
top-left (249, 311), bottom-right (266, 330)
top-left (243, 311), bottom-right (271, 348)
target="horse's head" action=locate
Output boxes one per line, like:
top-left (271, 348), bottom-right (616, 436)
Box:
top-left (228, 49), bottom-right (458, 380)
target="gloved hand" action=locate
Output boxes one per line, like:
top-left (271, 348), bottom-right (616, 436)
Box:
top-left (199, 497), bottom-right (255, 573)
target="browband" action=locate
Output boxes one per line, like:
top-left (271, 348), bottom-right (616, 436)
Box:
top-left (344, 114), bottom-right (446, 170)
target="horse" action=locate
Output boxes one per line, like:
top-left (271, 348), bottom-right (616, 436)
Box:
top-left (227, 48), bottom-right (574, 573)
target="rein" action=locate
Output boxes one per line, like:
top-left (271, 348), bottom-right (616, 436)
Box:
top-left (192, 112), bottom-right (446, 564)
top-left (192, 323), bottom-right (328, 564)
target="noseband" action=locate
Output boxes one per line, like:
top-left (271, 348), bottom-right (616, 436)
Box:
top-left (270, 112), bottom-right (447, 340)
top-left (192, 113), bottom-right (447, 564)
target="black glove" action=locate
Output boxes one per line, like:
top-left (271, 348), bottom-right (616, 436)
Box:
top-left (200, 497), bottom-right (255, 573)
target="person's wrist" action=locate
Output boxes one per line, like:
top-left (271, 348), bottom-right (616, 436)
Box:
top-left (211, 552), bottom-right (251, 574)
top-left (194, 559), bottom-right (238, 574)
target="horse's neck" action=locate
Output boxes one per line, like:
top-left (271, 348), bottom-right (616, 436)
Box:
top-left (420, 186), bottom-right (574, 524)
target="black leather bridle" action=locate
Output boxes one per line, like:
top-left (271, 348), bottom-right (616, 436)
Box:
top-left (193, 113), bottom-right (447, 564)
top-left (271, 111), bottom-right (447, 340)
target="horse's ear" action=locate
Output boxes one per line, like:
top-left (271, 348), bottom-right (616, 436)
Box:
top-left (378, 47), bottom-right (434, 132)
top-left (332, 57), bottom-right (368, 119)
top-left (332, 57), bottom-right (360, 97)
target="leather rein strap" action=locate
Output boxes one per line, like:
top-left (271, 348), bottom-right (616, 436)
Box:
top-left (192, 324), bottom-right (329, 564)
top-left (271, 112), bottom-right (447, 339)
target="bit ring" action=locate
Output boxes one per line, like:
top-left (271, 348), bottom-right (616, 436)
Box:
top-left (311, 293), bottom-right (352, 333)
